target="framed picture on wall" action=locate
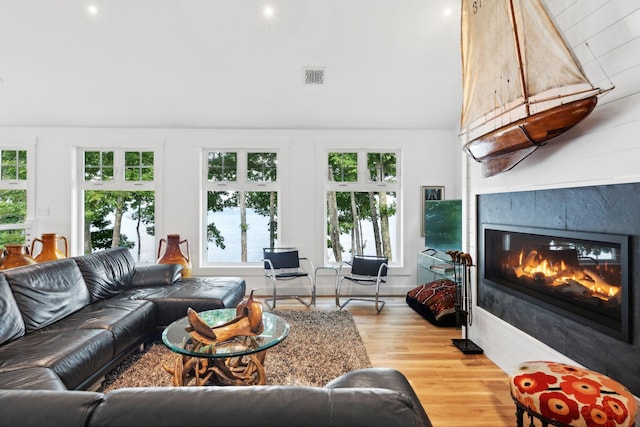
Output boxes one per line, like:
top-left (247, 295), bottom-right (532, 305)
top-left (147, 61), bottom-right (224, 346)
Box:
top-left (420, 186), bottom-right (444, 236)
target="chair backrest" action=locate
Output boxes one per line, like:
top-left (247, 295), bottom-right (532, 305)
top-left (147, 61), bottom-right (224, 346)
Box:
top-left (263, 248), bottom-right (300, 270)
top-left (350, 255), bottom-right (388, 277)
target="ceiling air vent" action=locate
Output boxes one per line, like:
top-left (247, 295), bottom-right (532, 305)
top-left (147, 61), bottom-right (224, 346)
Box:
top-left (304, 67), bottom-right (326, 85)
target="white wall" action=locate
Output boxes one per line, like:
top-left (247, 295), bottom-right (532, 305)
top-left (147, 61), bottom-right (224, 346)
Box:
top-left (1, 127), bottom-right (461, 297)
top-left (465, 0), bottom-right (640, 375)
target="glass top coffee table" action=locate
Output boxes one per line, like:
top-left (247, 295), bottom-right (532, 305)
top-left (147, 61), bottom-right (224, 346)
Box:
top-left (162, 308), bottom-right (290, 386)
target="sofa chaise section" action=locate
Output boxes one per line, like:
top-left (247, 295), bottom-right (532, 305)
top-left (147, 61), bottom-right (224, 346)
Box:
top-left (74, 248), bottom-right (247, 327)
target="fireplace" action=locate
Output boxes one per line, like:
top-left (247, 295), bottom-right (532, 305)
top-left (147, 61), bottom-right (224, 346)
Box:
top-left (476, 183), bottom-right (640, 396)
top-left (481, 224), bottom-right (630, 342)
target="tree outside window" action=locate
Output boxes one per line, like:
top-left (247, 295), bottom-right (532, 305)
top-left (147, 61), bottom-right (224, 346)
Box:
top-left (208, 151), bottom-right (237, 181)
top-left (329, 152), bottom-right (357, 182)
top-left (367, 152), bottom-right (396, 183)
top-left (84, 151), bottom-right (114, 181)
top-left (205, 150), bottom-right (278, 263)
top-left (124, 151), bottom-right (154, 181)
top-left (0, 190), bottom-right (28, 247)
top-left (247, 152), bottom-right (277, 182)
top-left (82, 149), bottom-right (155, 262)
top-left (327, 151), bottom-right (398, 263)
top-left (0, 149), bottom-right (30, 248)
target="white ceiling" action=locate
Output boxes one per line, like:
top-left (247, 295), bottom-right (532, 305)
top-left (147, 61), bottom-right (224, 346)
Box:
top-left (0, 0), bottom-right (463, 130)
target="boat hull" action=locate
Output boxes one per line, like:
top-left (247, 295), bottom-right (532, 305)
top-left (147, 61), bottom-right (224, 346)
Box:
top-left (464, 97), bottom-right (598, 177)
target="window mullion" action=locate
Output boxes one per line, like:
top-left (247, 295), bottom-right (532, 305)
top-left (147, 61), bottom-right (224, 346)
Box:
top-left (80, 147), bottom-right (157, 263)
top-left (237, 151), bottom-right (248, 186)
top-left (113, 148), bottom-right (122, 183)
top-left (358, 151), bottom-right (367, 183)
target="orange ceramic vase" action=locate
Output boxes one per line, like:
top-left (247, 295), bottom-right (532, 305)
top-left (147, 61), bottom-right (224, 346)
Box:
top-left (31, 233), bottom-right (69, 262)
top-left (0, 245), bottom-right (37, 270)
top-left (157, 234), bottom-right (192, 278)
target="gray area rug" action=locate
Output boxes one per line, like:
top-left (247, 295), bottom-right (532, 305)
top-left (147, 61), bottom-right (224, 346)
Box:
top-left (99, 310), bottom-right (371, 391)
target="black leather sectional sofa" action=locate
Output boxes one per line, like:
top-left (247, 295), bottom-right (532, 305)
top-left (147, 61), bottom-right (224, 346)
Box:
top-left (0, 247), bottom-right (246, 391)
top-left (0, 247), bottom-right (432, 427)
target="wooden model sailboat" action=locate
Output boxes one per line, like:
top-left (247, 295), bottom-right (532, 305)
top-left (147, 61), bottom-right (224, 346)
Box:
top-left (459, 0), bottom-right (611, 177)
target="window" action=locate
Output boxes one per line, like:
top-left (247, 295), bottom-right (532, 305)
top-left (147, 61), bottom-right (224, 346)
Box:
top-left (367, 152), bottom-right (396, 183)
top-left (326, 150), bottom-right (399, 263)
top-left (329, 152), bottom-right (357, 182)
top-left (80, 149), bottom-right (156, 262)
top-left (204, 150), bottom-right (279, 263)
top-left (84, 151), bottom-right (114, 181)
top-left (0, 148), bottom-right (32, 248)
top-left (208, 151), bottom-right (237, 181)
top-left (247, 152), bottom-right (277, 182)
top-left (124, 151), bottom-right (154, 182)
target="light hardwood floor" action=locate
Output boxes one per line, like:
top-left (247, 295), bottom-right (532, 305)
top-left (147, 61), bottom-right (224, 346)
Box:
top-left (275, 296), bottom-right (516, 426)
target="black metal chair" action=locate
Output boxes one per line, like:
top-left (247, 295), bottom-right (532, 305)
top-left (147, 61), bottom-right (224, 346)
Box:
top-left (263, 247), bottom-right (315, 310)
top-left (336, 254), bottom-right (388, 312)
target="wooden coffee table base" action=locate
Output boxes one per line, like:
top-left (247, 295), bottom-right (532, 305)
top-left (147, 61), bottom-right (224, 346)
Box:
top-left (162, 309), bottom-right (290, 387)
top-left (163, 340), bottom-right (267, 386)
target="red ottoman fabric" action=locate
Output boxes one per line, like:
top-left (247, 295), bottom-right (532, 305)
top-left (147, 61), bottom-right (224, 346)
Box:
top-left (510, 361), bottom-right (637, 427)
top-left (406, 279), bottom-right (456, 326)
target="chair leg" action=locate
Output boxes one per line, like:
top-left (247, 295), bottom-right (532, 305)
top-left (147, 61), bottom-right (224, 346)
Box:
top-left (374, 298), bottom-right (385, 313)
top-left (374, 280), bottom-right (385, 313)
top-left (336, 278), bottom-right (384, 312)
top-left (263, 277), bottom-right (277, 311)
top-left (296, 275), bottom-right (314, 308)
top-left (335, 277), bottom-right (352, 310)
top-left (265, 276), bottom-right (315, 310)
top-left (307, 274), bottom-right (316, 307)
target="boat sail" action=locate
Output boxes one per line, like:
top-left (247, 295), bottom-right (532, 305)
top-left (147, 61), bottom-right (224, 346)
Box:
top-left (460, 0), bottom-right (611, 177)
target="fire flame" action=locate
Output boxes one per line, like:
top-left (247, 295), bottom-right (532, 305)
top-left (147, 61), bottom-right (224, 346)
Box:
top-left (514, 249), bottom-right (619, 301)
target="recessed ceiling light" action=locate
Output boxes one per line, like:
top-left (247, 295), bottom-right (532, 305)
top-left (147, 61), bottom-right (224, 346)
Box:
top-left (263, 5), bottom-right (275, 19)
top-left (443, 7), bottom-right (452, 17)
top-left (87, 4), bottom-right (99, 16)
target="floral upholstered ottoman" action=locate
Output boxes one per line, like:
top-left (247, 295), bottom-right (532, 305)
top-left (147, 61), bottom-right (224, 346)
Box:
top-left (510, 361), bottom-right (637, 427)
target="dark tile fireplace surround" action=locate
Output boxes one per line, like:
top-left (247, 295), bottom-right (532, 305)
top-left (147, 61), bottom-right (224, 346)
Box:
top-left (477, 182), bottom-right (639, 395)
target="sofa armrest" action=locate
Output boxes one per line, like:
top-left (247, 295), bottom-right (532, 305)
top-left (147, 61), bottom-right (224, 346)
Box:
top-left (131, 264), bottom-right (183, 287)
top-left (326, 368), bottom-right (433, 427)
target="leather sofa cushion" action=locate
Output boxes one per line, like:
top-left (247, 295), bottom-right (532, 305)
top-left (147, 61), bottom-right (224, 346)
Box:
top-left (0, 389), bottom-right (103, 427)
top-left (3, 259), bottom-right (90, 333)
top-left (0, 367), bottom-right (66, 391)
top-left (44, 299), bottom-right (157, 356)
top-left (117, 277), bottom-right (246, 326)
top-left (0, 275), bottom-right (25, 345)
top-left (130, 263), bottom-right (182, 287)
top-left (0, 328), bottom-right (115, 390)
top-left (73, 248), bottom-right (136, 302)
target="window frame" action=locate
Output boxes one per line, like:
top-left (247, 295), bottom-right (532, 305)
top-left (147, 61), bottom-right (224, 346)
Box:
top-left (202, 148), bottom-right (280, 266)
top-left (0, 145), bottom-right (35, 242)
top-left (78, 147), bottom-right (159, 261)
top-left (81, 148), bottom-right (156, 191)
top-left (325, 148), bottom-right (401, 265)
